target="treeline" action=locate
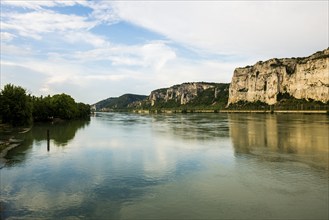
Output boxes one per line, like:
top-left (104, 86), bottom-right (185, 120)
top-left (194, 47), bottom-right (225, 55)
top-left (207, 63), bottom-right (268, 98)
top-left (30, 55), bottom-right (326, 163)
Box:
top-left (226, 92), bottom-right (329, 111)
top-left (0, 84), bottom-right (90, 126)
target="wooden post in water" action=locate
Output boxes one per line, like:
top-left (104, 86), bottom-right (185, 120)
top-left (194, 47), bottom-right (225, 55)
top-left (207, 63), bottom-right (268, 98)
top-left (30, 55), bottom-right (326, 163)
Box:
top-left (47, 129), bottom-right (50, 151)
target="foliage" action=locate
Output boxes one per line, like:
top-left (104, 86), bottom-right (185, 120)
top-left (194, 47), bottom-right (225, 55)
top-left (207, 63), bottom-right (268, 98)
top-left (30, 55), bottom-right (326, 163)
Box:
top-left (32, 93), bottom-right (90, 121)
top-left (149, 83), bottom-right (230, 111)
top-left (275, 92), bottom-right (329, 110)
top-left (227, 93), bottom-right (329, 111)
top-left (132, 82), bottom-right (230, 112)
top-left (0, 84), bottom-right (33, 126)
top-left (190, 84), bottom-right (229, 107)
top-left (227, 100), bottom-right (269, 110)
top-left (32, 95), bottom-right (54, 121)
top-left (95, 94), bottom-right (147, 111)
top-left (0, 84), bottom-right (90, 126)
top-left (76, 102), bottom-right (91, 119)
top-left (52, 94), bottom-right (78, 119)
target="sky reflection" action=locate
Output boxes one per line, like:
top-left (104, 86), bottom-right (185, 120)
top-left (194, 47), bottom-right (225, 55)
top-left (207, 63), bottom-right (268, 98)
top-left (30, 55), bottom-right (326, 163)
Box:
top-left (1, 113), bottom-right (328, 219)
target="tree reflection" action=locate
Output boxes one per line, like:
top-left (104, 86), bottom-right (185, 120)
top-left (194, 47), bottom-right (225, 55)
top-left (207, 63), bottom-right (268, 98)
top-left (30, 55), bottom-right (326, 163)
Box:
top-left (32, 120), bottom-right (89, 145)
top-left (4, 119), bottom-right (90, 165)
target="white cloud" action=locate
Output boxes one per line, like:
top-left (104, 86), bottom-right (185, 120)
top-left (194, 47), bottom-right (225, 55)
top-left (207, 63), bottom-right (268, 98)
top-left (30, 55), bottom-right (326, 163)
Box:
top-left (63, 31), bottom-right (108, 47)
top-left (3, 52), bottom-right (229, 103)
top-left (1, 1), bottom-right (328, 104)
top-left (1, 0), bottom-right (56, 10)
top-left (0, 32), bottom-right (16, 41)
top-left (1, 9), bottom-right (96, 40)
top-left (0, 43), bottom-right (32, 56)
top-left (150, 58), bottom-right (237, 91)
top-left (1, 0), bottom-right (87, 10)
top-left (72, 41), bottom-right (176, 70)
top-left (1, 58), bottom-right (145, 103)
top-left (111, 1), bottom-right (328, 59)
top-left (88, 1), bottom-right (120, 25)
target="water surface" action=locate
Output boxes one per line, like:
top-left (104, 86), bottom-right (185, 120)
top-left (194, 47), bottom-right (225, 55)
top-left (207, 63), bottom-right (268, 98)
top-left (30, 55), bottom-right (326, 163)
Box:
top-left (1, 113), bottom-right (328, 219)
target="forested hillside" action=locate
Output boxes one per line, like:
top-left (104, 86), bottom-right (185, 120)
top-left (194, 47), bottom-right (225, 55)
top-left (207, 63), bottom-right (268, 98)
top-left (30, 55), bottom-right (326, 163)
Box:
top-left (94, 94), bottom-right (148, 111)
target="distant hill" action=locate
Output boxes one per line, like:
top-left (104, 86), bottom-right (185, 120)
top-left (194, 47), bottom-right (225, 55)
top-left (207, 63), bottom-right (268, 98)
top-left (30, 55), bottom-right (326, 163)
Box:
top-left (94, 94), bottom-right (148, 111)
top-left (93, 50), bottom-right (329, 113)
top-left (93, 82), bottom-right (230, 112)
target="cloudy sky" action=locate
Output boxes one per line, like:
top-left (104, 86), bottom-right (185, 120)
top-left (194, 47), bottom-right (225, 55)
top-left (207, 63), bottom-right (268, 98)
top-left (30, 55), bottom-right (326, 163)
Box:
top-left (1, 1), bottom-right (328, 103)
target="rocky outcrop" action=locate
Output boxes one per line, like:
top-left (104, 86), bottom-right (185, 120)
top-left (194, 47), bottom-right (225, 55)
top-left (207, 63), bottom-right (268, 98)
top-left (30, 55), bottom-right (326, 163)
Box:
top-left (149, 82), bottom-right (226, 106)
top-left (228, 49), bottom-right (329, 105)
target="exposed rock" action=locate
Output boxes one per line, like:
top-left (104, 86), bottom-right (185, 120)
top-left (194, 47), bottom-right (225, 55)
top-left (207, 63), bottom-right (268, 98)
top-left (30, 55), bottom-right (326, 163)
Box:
top-left (149, 82), bottom-right (223, 106)
top-left (228, 48), bottom-right (329, 105)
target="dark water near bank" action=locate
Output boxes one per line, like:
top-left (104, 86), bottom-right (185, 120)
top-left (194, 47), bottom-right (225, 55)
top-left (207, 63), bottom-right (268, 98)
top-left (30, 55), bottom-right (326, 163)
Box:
top-left (1, 113), bottom-right (328, 219)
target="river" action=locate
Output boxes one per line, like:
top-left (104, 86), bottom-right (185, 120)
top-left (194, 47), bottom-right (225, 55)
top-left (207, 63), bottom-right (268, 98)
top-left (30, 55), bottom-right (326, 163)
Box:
top-left (1, 113), bottom-right (328, 219)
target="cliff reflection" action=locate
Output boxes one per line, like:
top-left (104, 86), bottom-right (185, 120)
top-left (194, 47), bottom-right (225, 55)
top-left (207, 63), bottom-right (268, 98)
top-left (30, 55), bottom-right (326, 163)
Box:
top-left (229, 114), bottom-right (329, 169)
top-left (151, 114), bottom-right (230, 141)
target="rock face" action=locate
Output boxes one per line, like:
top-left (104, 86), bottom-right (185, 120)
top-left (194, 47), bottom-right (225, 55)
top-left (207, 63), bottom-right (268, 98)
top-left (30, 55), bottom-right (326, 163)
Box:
top-left (228, 49), bottom-right (329, 105)
top-left (149, 82), bottom-right (226, 106)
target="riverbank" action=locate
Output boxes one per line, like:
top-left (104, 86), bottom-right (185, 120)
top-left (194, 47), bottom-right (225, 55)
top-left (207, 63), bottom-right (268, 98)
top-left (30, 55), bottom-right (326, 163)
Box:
top-left (0, 142), bottom-right (21, 168)
top-left (132, 109), bottom-right (329, 114)
top-left (0, 124), bottom-right (28, 168)
top-left (220, 110), bottom-right (329, 114)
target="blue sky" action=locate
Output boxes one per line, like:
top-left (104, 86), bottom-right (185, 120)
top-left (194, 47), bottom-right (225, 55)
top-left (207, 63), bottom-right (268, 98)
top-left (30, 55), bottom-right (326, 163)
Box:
top-left (1, 1), bottom-right (328, 104)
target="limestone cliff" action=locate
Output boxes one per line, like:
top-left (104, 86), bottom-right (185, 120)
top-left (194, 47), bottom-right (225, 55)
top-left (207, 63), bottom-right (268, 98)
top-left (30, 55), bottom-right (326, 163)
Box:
top-left (150, 83), bottom-right (212, 106)
top-left (149, 82), bottom-right (229, 107)
top-left (228, 49), bottom-right (329, 105)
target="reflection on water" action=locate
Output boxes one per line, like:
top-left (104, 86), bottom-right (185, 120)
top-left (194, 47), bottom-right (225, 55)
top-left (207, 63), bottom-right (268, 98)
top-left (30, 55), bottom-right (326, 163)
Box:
top-left (152, 114), bottom-right (230, 140)
top-left (27, 119), bottom-right (90, 146)
top-left (4, 120), bottom-right (90, 166)
top-left (229, 114), bottom-right (329, 170)
top-left (1, 113), bottom-right (328, 219)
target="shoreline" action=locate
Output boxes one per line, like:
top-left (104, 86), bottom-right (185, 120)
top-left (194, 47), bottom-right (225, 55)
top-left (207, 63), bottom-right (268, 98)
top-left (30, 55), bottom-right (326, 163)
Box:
top-left (0, 124), bottom-right (27, 168)
top-left (0, 142), bottom-right (21, 168)
top-left (132, 109), bottom-right (329, 114)
top-left (219, 110), bottom-right (328, 114)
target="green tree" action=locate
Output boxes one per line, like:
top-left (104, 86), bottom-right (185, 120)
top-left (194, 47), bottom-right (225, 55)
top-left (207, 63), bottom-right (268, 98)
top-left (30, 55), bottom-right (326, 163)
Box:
top-left (0, 84), bottom-right (32, 126)
top-left (52, 93), bottom-right (78, 119)
top-left (77, 102), bottom-right (91, 118)
top-left (32, 95), bottom-right (54, 121)
top-left (32, 94), bottom-right (90, 120)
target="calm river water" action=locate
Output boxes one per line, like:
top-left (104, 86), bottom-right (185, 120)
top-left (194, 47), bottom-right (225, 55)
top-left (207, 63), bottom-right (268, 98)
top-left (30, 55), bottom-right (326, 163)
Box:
top-left (1, 113), bottom-right (328, 219)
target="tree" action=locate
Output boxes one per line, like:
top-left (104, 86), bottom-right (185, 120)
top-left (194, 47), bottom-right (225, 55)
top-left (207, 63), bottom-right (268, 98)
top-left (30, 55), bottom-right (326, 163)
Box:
top-left (0, 84), bottom-right (32, 126)
top-left (52, 94), bottom-right (78, 119)
top-left (1, 84), bottom-right (90, 125)
top-left (32, 95), bottom-right (54, 121)
top-left (77, 102), bottom-right (91, 118)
